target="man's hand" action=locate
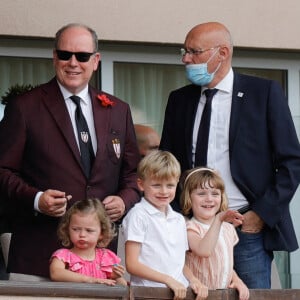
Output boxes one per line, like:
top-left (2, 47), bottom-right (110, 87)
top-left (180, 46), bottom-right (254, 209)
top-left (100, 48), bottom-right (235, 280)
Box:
top-left (102, 195), bottom-right (126, 222)
top-left (241, 210), bottom-right (264, 233)
top-left (38, 189), bottom-right (71, 217)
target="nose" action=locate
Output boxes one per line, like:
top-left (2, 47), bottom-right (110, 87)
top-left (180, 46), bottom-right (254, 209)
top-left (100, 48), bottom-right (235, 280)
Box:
top-left (207, 193), bottom-right (214, 201)
top-left (182, 53), bottom-right (192, 64)
top-left (159, 186), bottom-right (168, 194)
top-left (69, 54), bottom-right (79, 65)
top-left (79, 229), bottom-right (85, 237)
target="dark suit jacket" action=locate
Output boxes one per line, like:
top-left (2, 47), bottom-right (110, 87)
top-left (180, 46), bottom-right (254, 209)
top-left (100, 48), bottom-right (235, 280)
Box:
top-left (0, 78), bottom-right (140, 277)
top-left (160, 72), bottom-right (300, 252)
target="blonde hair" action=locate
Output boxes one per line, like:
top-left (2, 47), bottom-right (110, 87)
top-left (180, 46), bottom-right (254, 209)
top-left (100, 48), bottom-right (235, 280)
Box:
top-left (57, 198), bottom-right (116, 248)
top-left (137, 150), bottom-right (181, 181)
top-left (180, 167), bottom-right (228, 216)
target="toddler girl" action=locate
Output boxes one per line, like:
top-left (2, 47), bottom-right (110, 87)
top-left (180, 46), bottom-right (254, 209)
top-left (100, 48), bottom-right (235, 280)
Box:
top-left (50, 198), bottom-right (127, 285)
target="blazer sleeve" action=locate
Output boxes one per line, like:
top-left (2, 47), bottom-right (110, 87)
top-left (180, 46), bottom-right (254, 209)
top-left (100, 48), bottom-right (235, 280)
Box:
top-left (116, 104), bottom-right (141, 212)
top-left (245, 80), bottom-right (300, 228)
top-left (0, 96), bottom-right (39, 210)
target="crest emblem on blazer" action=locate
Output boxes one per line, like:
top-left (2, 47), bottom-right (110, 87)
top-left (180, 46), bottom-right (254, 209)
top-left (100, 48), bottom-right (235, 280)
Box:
top-left (112, 138), bottom-right (121, 158)
top-left (80, 132), bottom-right (89, 143)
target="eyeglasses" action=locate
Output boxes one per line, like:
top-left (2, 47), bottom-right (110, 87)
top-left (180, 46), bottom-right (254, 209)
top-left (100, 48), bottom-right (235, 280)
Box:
top-left (180, 47), bottom-right (218, 57)
top-left (56, 50), bottom-right (96, 62)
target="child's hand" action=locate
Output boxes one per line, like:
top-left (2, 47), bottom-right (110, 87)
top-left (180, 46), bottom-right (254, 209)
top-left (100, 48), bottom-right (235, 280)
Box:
top-left (218, 210), bottom-right (244, 227)
top-left (111, 264), bottom-right (125, 279)
top-left (94, 278), bottom-right (116, 286)
top-left (189, 278), bottom-right (208, 300)
top-left (228, 278), bottom-right (249, 300)
top-left (165, 276), bottom-right (187, 299)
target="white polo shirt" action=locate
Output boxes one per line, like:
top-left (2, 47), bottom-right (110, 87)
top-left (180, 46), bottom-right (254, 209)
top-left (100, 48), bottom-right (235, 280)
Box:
top-left (122, 197), bottom-right (189, 287)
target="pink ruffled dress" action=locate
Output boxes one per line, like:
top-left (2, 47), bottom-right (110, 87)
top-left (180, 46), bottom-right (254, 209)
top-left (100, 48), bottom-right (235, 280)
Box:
top-left (51, 248), bottom-right (121, 279)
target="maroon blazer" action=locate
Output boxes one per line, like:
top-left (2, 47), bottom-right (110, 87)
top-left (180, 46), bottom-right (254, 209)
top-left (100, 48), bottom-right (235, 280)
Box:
top-left (0, 78), bottom-right (140, 277)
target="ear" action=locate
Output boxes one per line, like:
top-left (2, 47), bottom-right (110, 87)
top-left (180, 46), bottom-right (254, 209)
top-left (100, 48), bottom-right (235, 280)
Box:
top-left (93, 52), bottom-right (101, 71)
top-left (218, 45), bottom-right (229, 61)
top-left (137, 178), bottom-right (145, 192)
top-left (97, 232), bottom-right (103, 245)
top-left (53, 49), bottom-right (58, 65)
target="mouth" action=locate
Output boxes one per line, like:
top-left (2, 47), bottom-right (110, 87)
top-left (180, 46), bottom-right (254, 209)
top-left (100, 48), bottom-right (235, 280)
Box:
top-left (202, 205), bottom-right (214, 209)
top-left (66, 70), bottom-right (81, 76)
top-left (157, 197), bottom-right (169, 201)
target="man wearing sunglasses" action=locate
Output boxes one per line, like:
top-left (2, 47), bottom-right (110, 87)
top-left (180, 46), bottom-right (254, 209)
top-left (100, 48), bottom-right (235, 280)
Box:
top-left (0, 23), bottom-right (140, 280)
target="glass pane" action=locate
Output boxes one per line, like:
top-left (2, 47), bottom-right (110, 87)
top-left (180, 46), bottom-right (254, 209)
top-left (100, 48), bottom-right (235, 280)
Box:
top-left (113, 62), bottom-right (188, 134)
top-left (233, 67), bottom-right (287, 94)
top-left (0, 56), bottom-right (54, 99)
top-left (0, 56), bottom-right (53, 119)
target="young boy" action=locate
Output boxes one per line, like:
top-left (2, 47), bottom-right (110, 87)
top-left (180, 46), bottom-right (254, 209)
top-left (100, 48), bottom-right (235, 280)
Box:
top-left (122, 150), bottom-right (208, 299)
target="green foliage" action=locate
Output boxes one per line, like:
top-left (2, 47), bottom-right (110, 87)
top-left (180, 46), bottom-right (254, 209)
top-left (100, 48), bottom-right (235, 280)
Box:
top-left (1, 83), bottom-right (36, 105)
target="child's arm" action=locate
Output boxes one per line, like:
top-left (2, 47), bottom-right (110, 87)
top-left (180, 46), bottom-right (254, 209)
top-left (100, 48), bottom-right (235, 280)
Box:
top-left (188, 210), bottom-right (243, 257)
top-left (49, 257), bottom-right (116, 285)
top-left (228, 270), bottom-right (249, 300)
top-left (125, 241), bottom-right (187, 299)
top-left (183, 264), bottom-right (208, 299)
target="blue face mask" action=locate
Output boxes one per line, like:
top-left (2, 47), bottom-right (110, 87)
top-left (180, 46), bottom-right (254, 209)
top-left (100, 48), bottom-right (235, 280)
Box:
top-left (185, 48), bottom-right (220, 86)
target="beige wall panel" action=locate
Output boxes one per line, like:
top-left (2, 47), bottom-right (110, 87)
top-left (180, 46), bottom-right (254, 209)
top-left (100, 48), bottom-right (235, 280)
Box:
top-left (0, 0), bottom-right (299, 50)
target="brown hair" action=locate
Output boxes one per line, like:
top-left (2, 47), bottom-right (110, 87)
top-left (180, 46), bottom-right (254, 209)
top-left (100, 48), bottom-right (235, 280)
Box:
top-left (57, 198), bottom-right (116, 248)
top-left (180, 167), bottom-right (228, 216)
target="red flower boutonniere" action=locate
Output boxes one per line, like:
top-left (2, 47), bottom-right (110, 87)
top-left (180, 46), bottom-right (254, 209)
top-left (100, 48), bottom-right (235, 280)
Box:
top-left (97, 94), bottom-right (115, 107)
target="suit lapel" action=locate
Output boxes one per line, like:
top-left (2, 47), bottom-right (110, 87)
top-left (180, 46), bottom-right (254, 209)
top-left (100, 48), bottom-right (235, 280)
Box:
top-left (185, 85), bottom-right (202, 168)
top-left (89, 87), bottom-right (111, 170)
top-left (230, 73), bottom-right (246, 149)
top-left (41, 78), bottom-right (82, 166)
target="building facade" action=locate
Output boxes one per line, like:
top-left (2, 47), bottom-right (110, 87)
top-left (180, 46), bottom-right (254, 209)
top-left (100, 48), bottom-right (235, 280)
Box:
top-left (1, 0), bottom-right (300, 288)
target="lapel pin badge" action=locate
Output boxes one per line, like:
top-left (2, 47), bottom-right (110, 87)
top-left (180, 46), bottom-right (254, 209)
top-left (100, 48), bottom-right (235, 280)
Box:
top-left (112, 138), bottom-right (121, 159)
top-left (80, 131), bottom-right (89, 143)
top-left (237, 92), bottom-right (244, 98)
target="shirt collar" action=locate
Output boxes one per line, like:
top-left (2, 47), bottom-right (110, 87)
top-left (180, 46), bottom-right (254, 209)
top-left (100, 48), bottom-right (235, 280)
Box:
top-left (57, 81), bottom-right (89, 105)
top-left (141, 197), bottom-right (177, 219)
top-left (201, 68), bottom-right (233, 95)
top-left (215, 68), bottom-right (233, 94)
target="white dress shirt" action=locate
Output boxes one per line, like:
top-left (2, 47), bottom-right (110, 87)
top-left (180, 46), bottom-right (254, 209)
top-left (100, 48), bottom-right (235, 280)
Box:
top-left (59, 83), bottom-right (97, 154)
top-left (192, 69), bottom-right (248, 210)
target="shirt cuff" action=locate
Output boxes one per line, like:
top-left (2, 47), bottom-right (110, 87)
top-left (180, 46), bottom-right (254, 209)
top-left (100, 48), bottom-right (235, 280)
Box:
top-left (34, 191), bottom-right (43, 212)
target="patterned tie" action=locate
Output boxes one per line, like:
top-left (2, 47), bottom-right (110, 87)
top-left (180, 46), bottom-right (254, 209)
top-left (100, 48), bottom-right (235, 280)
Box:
top-left (195, 88), bottom-right (218, 166)
top-left (70, 95), bottom-right (95, 178)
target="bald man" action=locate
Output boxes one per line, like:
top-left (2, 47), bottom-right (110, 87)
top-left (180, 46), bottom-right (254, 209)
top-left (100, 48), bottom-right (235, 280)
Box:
top-left (160, 21), bottom-right (300, 288)
top-left (134, 124), bottom-right (160, 158)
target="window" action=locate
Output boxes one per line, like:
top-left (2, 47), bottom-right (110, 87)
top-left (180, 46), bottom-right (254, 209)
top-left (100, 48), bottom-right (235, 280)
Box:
top-left (114, 62), bottom-right (188, 134)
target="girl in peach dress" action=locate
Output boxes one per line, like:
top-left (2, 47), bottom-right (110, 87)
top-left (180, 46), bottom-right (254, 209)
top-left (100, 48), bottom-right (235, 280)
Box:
top-left (181, 167), bottom-right (249, 300)
top-left (50, 198), bottom-right (127, 286)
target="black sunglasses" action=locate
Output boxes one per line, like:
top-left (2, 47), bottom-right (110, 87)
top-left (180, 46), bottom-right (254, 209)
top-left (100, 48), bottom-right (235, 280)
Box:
top-left (56, 50), bottom-right (96, 62)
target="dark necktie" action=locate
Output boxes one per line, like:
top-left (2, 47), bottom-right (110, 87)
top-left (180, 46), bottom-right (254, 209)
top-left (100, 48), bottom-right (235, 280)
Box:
top-left (195, 88), bottom-right (218, 166)
top-left (70, 95), bottom-right (95, 178)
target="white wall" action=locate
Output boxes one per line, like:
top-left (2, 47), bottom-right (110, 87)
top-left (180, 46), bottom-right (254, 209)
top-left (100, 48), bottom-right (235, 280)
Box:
top-left (0, 0), bottom-right (300, 50)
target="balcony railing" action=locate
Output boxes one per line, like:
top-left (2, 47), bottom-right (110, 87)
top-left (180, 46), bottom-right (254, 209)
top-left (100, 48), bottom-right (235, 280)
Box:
top-left (0, 280), bottom-right (300, 300)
